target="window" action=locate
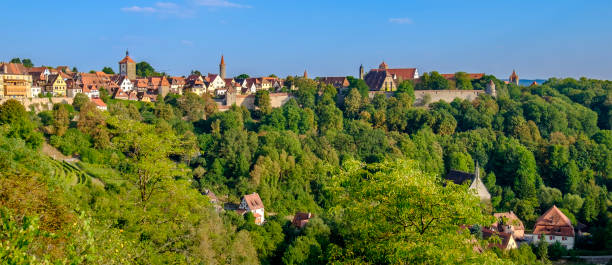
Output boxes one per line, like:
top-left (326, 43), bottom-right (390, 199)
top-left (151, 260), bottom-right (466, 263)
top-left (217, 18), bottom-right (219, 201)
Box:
top-left (549, 236), bottom-right (553, 240)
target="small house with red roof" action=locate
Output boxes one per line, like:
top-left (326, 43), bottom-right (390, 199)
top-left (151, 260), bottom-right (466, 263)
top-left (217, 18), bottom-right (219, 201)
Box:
top-left (91, 97), bottom-right (107, 111)
top-left (482, 227), bottom-right (518, 250)
top-left (492, 211), bottom-right (525, 240)
top-left (238, 193), bottom-right (265, 225)
top-left (292, 212), bottom-right (313, 229)
top-left (530, 205), bottom-right (575, 249)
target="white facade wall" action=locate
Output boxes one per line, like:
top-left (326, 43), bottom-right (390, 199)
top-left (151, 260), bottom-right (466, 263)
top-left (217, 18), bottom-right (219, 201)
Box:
top-left (529, 234), bottom-right (574, 249)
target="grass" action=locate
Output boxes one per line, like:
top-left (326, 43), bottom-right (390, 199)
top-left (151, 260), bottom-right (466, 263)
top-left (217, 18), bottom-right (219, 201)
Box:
top-left (77, 161), bottom-right (122, 186)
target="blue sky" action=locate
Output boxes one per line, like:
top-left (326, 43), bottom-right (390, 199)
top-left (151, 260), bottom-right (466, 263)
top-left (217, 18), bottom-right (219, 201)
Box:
top-left (2, 0), bottom-right (612, 79)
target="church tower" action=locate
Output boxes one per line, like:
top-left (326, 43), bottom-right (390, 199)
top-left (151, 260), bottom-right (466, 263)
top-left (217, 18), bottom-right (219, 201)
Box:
top-left (119, 50), bottom-right (136, 80)
top-left (359, 64), bottom-right (364, 80)
top-left (379, 60), bottom-right (388, 70)
top-left (509, 70), bottom-right (519, 86)
top-left (303, 69), bottom-right (308, 79)
top-left (219, 55), bottom-right (226, 79)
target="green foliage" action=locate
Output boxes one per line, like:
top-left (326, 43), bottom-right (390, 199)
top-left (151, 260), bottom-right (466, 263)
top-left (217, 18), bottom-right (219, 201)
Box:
top-left (101, 66), bottom-right (115, 74)
top-left (236, 73), bottom-right (250, 79)
top-left (136, 61), bottom-right (162, 77)
top-left (416, 71), bottom-right (450, 90)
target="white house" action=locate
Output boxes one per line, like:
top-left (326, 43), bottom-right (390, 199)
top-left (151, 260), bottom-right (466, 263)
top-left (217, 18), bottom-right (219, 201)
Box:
top-left (82, 85), bottom-right (100, 99)
top-left (206, 74), bottom-right (226, 94)
top-left (30, 85), bottom-right (42, 98)
top-left (529, 205), bottom-right (575, 249)
top-left (91, 97), bottom-right (107, 111)
top-left (238, 193), bottom-right (265, 225)
top-left (115, 76), bottom-right (133, 92)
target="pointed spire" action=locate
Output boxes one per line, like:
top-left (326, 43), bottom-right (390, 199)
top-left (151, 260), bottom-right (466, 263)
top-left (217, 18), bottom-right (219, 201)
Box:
top-left (303, 69), bottom-right (308, 79)
top-left (220, 55), bottom-right (225, 65)
top-left (126, 49), bottom-right (129, 57)
top-left (474, 160), bottom-right (480, 179)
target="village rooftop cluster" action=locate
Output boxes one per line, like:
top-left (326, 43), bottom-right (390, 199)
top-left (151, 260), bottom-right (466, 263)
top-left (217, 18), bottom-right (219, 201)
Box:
top-left (0, 51), bottom-right (521, 111)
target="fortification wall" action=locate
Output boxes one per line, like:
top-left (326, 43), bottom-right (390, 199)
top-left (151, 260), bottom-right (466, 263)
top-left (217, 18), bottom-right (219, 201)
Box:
top-left (218, 93), bottom-right (294, 111)
top-left (369, 90), bottom-right (485, 106)
top-left (0, 97), bottom-right (74, 112)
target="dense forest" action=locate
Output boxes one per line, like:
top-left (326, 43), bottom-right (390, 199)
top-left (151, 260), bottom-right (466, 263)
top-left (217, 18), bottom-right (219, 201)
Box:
top-left (0, 75), bottom-right (610, 264)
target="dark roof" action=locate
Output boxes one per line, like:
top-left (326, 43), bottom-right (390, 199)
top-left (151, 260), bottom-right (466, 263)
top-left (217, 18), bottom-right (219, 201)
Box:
top-left (319, 77), bottom-right (349, 87)
top-left (292, 212), bottom-right (312, 228)
top-left (446, 170), bottom-right (475, 185)
top-left (364, 70), bottom-right (389, 90)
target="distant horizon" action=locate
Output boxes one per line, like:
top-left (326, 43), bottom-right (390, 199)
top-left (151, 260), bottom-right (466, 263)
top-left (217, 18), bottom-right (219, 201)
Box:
top-left (3, 0), bottom-right (612, 80)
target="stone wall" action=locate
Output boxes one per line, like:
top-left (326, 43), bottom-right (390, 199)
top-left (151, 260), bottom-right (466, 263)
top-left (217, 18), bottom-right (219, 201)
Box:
top-left (0, 97), bottom-right (74, 112)
top-left (369, 90), bottom-right (485, 106)
top-left (218, 93), bottom-right (294, 111)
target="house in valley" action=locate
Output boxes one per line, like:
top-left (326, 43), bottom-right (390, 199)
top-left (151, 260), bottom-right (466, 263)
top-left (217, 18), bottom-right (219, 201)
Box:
top-left (237, 193), bottom-right (265, 225)
top-left (292, 212), bottom-right (313, 229)
top-left (482, 227), bottom-right (518, 250)
top-left (530, 205), bottom-right (575, 249)
top-left (492, 211), bottom-right (525, 240)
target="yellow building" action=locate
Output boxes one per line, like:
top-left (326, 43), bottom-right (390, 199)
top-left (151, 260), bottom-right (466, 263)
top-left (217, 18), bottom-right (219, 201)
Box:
top-left (0, 63), bottom-right (32, 98)
top-left (46, 74), bottom-right (66, 96)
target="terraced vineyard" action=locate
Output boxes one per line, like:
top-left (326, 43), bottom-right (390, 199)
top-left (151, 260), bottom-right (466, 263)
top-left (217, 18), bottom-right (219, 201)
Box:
top-left (46, 157), bottom-right (92, 186)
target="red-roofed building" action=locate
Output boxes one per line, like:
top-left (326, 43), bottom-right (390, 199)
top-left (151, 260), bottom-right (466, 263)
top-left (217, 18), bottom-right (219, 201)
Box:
top-left (238, 193), bottom-right (265, 225)
top-left (91, 97), bottom-right (107, 111)
top-left (482, 227), bottom-right (518, 250)
top-left (364, 62), bottom-right (419, 91)
top-left (292, 212), bottom-right (312, 229)
top-left (531, 205), bottom-right (575, 249)
top-left (319, 77), bottom-right (349, 89)
top-left (492, 211), bottom-right (525, 240)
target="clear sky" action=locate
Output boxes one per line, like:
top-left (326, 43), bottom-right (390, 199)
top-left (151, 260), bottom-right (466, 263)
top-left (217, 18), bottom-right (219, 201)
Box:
top-left (2, 0), bottom-right (612, 79)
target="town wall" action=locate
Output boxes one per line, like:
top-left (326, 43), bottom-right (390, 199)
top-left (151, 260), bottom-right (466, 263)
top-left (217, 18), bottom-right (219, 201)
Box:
top-left (0, 97), bottom-right (74, 112)
top-left (368, 90), bottom-right (485, 106)
top-left (218, 93), bottom-right (294, 111)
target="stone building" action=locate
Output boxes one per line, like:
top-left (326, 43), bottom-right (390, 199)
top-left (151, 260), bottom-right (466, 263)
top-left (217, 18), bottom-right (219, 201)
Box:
top-left (509, 70), bottom-right (519, 86)
top-left (364, 61), bottom-right (419, 91)
top-left (119, 50), bottom-right (136, 80)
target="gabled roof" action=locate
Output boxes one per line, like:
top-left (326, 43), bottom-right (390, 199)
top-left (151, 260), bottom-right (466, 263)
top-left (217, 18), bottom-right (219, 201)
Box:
top-left (242, 193), bottom-right (264, 210)
top-left (292, 212), bottom-right (312, 228)
top-left (319, 77), bottom-right (349, 87)
top-left (47, 74), bottom-right (61, 84)
top-left (482, 227), bottom-right (515, 250)
top-left (364, 70), bottom-right (389, 90)
top-left (533, 205), bottom-right (574, 237)
top-left (446, 170), bottom-right (474, 185)
top-left (1, 63), bottom-right (28, 75)
top-left (169, 76), bottom-right (186, 85)
top-left (91, 97), bottom-right (106, 108)
top-left (378, 68), bottom-right (418, 80)
top-left (493, 211), bottom-right (524, 230)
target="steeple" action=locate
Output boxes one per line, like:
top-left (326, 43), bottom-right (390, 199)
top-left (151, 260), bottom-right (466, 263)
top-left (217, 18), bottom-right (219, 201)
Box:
top-left (219, 55), bottom-right (226, 79)
top-left (126, 49), bottom-right (129, 57)
top-left (486, 80), bottom-right (497, 97)
top-left (379, 60), bottom-right (388, 70)
top-left (359, 64), bottom-right (364, 80)
top-left (303, 69), bottom-right (308, 79)
top-left (509, 69), bottom-right (519, 86)
top-left (474, 160), bottom-right (480, 179)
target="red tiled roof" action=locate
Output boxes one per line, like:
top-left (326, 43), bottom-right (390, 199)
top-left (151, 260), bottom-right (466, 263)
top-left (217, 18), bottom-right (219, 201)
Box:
top-left (372, 68), bottom-right (418, 80)
top-left (533, 205), bottom-right (574, 237)
top-left (1, 63), bottom-right (28, 75)
top-left (493, 211), bottom-right (525, 230)
top-left (243, 193), bottom-right (264, 210)
top-left (482, 227), bottom-right (514, 250)
top-left (292, 212), bottom-right (312, 228)
top-left (441, 73), bottom-right (485, 80)
top-left (119, 55), bottom-right (135, 64)
top-left (91, 98), bottom-right (106, 107)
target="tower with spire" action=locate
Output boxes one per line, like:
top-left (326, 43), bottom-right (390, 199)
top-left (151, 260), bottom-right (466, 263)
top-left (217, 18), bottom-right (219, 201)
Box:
top-left (486, 80), bottom-right (497, 98)
top-left (509, 70), bottom-right (519, 86)
top-left (219, 55), bottom-right (226, 79)
top-left (359, 64), bottom-right (364, 80)
top-left (118, 50), bottom-right (136, 80)
top-left (379, 60), bottom-right (388, 70)
top-left (303, 69), bottom-right (308, 79)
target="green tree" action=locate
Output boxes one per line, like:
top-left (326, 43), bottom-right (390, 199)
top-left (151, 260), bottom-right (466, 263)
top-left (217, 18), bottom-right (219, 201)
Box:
top-left (416, 71), bottom-right (450, 90)
top-left (72, 93), bottom-right (89, 111)
top-left (255, 90), bottom-right (272, 115)
top-left (21, 59), bottom-right (33, 68)
top-left (9, 58), bottom-right (21, 64)
top-left (136, 61), bottom-right (158, 77)
top-left (101, 66), bottom-right (115, 74)
top-left (455, 72), bottom-right (474, 90)
top-left (343, 88), bottom-right (362, 119)
top-left (236, 74), bottom-right (250, 79)
top-left (327, 159), bottom-right (504, 264)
